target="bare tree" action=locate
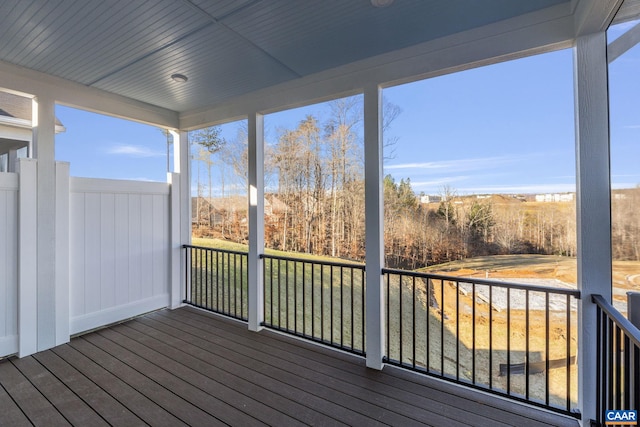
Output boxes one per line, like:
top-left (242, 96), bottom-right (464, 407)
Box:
top-left (190, 126), bottom-right (225, 227)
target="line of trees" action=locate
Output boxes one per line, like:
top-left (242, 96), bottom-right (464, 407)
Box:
top-left (384, 180), bottom-right (577, 269)
top-left (189, 97), bottom-right (639, 269)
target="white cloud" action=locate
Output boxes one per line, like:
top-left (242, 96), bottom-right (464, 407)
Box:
top-left (385, 155), bottom-right (520, 173)
top-left (459, 183), bottom-right (576, 194)
top-left (410, 176), bottom-right (470, 189)
top-left (107, 144), bottom-right (165, 158)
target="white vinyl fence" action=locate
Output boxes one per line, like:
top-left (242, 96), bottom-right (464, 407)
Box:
top-left (69, 178), bottom-right (171, 335)
top-left (0, 172), bottom-right (18, 357)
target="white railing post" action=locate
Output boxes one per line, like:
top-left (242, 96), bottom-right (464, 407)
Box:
top-left (248, 113), bottom-right (265, 332)
top-left (364, 84), bottom-right (385, 370)
top-left (628, 292), bottom-right (640, 329)
top-left (574, 31), bottom-right (612, 426)
top-left (169, 170), bottom-right (182, 308)
top-left (17, 158), bottom-right (37, 357)
top-left (55, 161), bottom-right (70, 346)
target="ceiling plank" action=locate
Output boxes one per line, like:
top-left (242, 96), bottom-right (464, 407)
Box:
top-left (180, 11), bottom-right (574, 129)
top-left (179, 0), bottom-right (301, 77)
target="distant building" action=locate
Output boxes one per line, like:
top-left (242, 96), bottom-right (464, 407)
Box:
top-left (535, 193), bottom-right (575, 202)
top-left (420, 195), bottom-right (442, 204)
top-left (192, 194), bottom-right (288, 225)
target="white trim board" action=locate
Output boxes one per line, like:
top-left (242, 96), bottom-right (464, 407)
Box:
top-left (70, 294), bottom-right (170, 336)
top-left (70, 177), bottom-right (170, 195)
top-left (0, 60), bottom-right (178, 129)
top-left (0, 335), bottom-right (18, 358)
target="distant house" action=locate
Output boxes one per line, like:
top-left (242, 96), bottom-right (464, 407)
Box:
top-left (535, 193), bottom-right (575, 202)
top-left (191, 194), bottom-right (288, 225)
top-left (420, 195), bottom-right (442, 204)
top-left (0, 91), bottom-right (65, 172)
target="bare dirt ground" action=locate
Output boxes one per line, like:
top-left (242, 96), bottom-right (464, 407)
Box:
top-left (411, 254), bottom-right (639, 410)
top-left (423, 254), bottom-right (640, 312)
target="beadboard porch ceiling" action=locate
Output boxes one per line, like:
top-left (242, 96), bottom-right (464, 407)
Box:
top-left (0, 0), bottom-right (579, 116)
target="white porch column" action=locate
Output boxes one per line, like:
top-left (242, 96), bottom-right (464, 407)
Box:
top-left (574, 31), bottom-right (612, 425)
top-left (248, 112), bottom-right (265, 332)
top-left (168, 130), bottom-right (190, 309)
top-left (32, 95), bottom-right (63, 352)
top-left (7, 150), bottom-right (18, 172)
top-left (364, 84), bottom-right (385, 370)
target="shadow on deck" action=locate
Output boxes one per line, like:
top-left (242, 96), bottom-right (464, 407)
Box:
top-left (0, 307), bottom-right (579, 426)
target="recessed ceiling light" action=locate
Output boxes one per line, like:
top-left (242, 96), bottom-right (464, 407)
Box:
top-left (171, 73), bottom-right (188, 83)
top-left (371, 0), bottom-right (394, 7)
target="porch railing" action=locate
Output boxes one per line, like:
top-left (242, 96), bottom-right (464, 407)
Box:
top-left (183, 245), bottom-right (582, 416)
top-left (382, 268), bottom-right (580, 417)
top-left (593, 294), bottom-right (640, 426)
top-left (260, 254), bottom-right (366, 355)
top-left (183, 244), bottom-right (248, 321)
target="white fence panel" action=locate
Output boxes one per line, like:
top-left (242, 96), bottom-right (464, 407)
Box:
top-left (70, 178), bottom-right (170, 334)
top-left (0, 173), bottom-right (18, 356)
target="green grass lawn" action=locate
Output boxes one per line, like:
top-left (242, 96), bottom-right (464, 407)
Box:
top-left (191, 238), bottom-right (363, 265)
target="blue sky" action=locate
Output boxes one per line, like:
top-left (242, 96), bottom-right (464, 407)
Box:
top-left (55, 106), bottom-right (169, 182)
top-left (55, 22), bottom-right (640, 196)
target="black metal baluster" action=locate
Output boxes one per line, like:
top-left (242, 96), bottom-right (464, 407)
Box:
top-left (566, 294), bottom-right (571, 411)
top-left (340, 266), bottom-right (344, 349)
top-left (440, 279), bottom-right (444, 375)
top-left (399, 274), bottom-right (403, 365)
top-left (330, 265), bottom-right (334, 345)
top-left (456, 280), bottom-right (459, 380)
top-left (321, 264), bottom-right (325, 341)
top-left (472, 282), bottom-right (476, 383)
top-left (525, 289), bottom-right (530, 400)
top-left (412, 275), bottom-right (416, 369)
top-left (489, 285), bottom-right (493, 389)
top-left (350, 267), bottom-right (354, 351)
top-left (507, 287), bottom-right (511, 395)
top-left (386, 272), bottom-right (390, 361)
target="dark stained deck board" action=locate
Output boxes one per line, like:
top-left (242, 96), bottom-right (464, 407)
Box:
top-left (76, 332), bottom-right (281, 427)
top-left (50, 344), bottom-right (187, 427)
top-left (0, 359), bottom-right (71, 426)
top-left (162, 307), bottom-right (580, 427)
top-left (107, 322), bottom-right (357, 427)
top-left (148, 309), bottom-right (491, 426)
top-left (139, 311), bottom-right (468, 427)
top-left (0, 366), bottom-right (37, 426)
top-left (127, 317), bottom-right (397, 426)
top-left (32, 350), bottom-right (148, 427)
top-left (94, 326), bottom-right (333, 427)
top-left (155, 308), bottom-right (572, 427)
top-left (11, 356), bottom-right (110, 427)
top-left (0, 306), bottom-right (581, 427)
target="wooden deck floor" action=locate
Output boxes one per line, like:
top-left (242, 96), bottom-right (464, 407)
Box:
top-left (0, 306), bottom-right (579, 426)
